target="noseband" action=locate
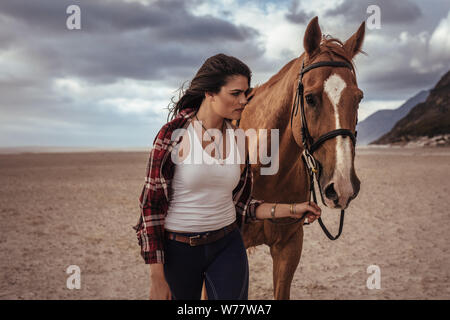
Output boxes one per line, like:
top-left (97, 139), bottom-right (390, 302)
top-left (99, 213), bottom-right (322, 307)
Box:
top-left (290, 59), bottom-right (358, 240)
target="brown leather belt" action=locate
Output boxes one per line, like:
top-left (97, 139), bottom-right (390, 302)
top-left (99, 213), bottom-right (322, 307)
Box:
top-left (165, 221), bottom-right (238, 246)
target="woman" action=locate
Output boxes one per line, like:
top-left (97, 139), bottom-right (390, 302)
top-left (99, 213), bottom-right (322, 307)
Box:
top-left (133, 53), bottom-right (321, 300)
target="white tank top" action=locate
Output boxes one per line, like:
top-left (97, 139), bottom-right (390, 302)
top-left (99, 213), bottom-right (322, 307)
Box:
top-left (165, 120), bottom-right (241, 232)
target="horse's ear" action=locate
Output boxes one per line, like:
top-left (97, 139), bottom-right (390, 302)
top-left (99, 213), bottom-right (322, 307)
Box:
top-left (343, 21), bottom-right (365, 59)
top-left (303, 16), bottom-right (321, 57)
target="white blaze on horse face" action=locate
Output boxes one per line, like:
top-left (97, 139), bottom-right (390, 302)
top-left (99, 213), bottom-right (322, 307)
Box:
top-left (324, 73), bottom-right (354, 205)
top-left (324, 73), bottom-right (347, 116)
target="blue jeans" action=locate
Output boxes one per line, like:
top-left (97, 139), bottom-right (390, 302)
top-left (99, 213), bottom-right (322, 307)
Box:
top-left (163, 226), bottom-right (249, 300)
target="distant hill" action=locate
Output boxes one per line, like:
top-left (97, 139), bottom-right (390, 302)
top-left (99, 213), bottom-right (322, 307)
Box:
top-left (371, 70), bottom-right (450, 146)
top-left (356, 90), bottom-right (429, 145)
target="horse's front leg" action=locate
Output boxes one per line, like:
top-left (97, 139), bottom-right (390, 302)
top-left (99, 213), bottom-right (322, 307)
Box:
top-left (268, 223), bottom-right (304, 300)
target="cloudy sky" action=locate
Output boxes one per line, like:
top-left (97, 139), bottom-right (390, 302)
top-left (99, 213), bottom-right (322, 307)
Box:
top-left (1, 0), bottom-right (449, 148)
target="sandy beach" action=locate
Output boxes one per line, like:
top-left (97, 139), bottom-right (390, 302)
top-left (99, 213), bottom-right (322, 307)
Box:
top-left (0, 147), bottom-right (449, 300)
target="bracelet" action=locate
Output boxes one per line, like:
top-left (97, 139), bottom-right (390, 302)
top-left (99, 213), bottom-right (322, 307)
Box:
top-left (290, 203), bottom-right (296, 215)
top-left (271, 203), bottom-right (278, 218)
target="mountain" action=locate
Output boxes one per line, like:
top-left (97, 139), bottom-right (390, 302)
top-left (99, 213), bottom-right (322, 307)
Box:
top-left (356, 90), bottom-right (429, 145)
top-left (371, 70), bottom-right (450, 146)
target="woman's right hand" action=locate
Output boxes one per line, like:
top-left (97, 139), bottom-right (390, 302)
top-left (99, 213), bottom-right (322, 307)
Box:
top-left (282, 201), bottom-right (322, 223)
top-left (150, 264), bottom-right (172, 300)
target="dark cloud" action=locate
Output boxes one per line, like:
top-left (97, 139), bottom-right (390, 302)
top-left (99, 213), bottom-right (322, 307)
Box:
top-left (285, 0), bottom-right (314, 24)
top-left (159, 16), bottom-right (259, 42)
top-left (0, 0), bottom-right (186, 34)
top-left (325, 0), bottom-right (422, 24)
top-left (0, 0), bottom-right (257, 38)
top-left (0, 0), bottom-right (268, 147)
top-left (0, 0), bottom-right (263, 84)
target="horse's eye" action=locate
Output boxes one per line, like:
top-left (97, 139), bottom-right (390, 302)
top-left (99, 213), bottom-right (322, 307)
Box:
top-left (305, 94), bottom-right (315, 106)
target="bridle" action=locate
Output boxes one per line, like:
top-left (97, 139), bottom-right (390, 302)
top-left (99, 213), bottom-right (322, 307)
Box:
top-left (289, 58), bottom-right (358, 240)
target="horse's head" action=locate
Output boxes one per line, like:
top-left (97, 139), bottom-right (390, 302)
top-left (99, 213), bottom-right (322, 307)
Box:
top-left (291, 17), bottom-right (365, 210)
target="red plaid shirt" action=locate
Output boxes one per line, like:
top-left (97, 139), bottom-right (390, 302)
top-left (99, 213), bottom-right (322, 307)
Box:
top-left (133, 107), bottom-right (264, 264)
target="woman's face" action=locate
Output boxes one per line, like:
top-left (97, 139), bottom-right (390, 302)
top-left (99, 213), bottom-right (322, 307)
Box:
top-left (208, 75), bottom-right (249, 121)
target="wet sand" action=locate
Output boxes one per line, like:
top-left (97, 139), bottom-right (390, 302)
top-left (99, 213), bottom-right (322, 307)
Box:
top-left (0, 147), bottom-right (449, 299)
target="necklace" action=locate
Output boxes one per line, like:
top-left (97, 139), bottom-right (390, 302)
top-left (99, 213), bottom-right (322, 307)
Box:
top-left (194, 114), bottom-right (226, 165)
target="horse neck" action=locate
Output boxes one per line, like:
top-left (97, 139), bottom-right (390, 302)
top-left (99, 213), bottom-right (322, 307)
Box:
top-left (251, 56), bottom-right (305, 157)
top-left (241, 57), bottom-right (310, 194)
top-left (249, 58), bottom-right (301, 130)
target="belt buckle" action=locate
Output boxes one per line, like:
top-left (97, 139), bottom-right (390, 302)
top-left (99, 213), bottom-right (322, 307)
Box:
top-left (189, 235), bottom-right (201, 246)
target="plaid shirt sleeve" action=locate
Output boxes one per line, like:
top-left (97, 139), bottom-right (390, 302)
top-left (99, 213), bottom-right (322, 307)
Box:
top-left (133, 125), bottom-right (173, 265)
top-left (233, 153), bottom-right (265, 228)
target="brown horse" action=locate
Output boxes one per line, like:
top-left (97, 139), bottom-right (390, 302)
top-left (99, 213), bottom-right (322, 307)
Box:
top-left (238, 16), bottom-right (365, 299)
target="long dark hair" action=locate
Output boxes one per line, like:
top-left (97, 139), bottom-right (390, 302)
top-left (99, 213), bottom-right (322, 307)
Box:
top-left (166, 53), bottom-right (252, 122)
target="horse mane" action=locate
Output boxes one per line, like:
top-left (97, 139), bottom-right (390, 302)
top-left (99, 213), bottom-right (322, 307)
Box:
top-left (313, 34), bottom-right (366, 72)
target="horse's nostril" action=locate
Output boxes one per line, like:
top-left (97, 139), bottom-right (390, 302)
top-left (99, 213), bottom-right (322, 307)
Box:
top-left (325, 183), bottom-right (338, 201)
